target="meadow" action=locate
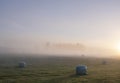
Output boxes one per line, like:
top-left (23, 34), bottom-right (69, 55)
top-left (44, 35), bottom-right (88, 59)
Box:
top-left (0, 54), bottom-right (120, 83)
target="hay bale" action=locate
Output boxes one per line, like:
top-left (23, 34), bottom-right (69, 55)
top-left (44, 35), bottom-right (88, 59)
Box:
top-left (102, 60), bottom-right (107, 65)
top-left (76, 65), bottom-right (87, 75)
top-left (18, 61), bottom-right (26, 68)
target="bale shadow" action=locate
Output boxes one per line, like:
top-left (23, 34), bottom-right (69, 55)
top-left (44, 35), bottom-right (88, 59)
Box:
top-left (69, 73), bottom-right (88, 78)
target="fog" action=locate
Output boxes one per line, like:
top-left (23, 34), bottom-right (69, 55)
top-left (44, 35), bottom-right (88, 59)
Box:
top-left (0, 38), bottom-right (117, 58)
top-left (1, 0), bottom-right (120, 58)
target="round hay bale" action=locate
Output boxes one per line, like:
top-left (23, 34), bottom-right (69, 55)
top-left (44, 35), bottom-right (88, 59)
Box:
top-left (76, 65), bottom-right (87, 75)
top-left (18, 61), bottom-right (26, 68)
top-left (102, 60), bottom-right (107, 65)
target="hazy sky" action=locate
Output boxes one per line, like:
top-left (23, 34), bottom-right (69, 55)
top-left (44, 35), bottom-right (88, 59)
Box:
top-left (1, 0), bottom-right (120, 56)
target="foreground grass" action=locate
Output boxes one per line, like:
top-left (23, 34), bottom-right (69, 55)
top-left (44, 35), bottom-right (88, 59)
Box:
top-left (0, 55), bottom-right (120, 83)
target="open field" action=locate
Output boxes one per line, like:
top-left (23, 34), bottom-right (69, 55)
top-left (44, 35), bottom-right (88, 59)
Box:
top-left (0, 54), bottom-right (120, 83)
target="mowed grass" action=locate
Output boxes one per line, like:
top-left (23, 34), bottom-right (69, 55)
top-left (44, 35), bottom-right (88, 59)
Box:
top-left (0, 54), bottom-right (120, 83)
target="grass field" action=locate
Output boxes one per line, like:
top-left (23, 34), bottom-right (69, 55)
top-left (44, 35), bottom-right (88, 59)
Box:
top-left (0, 54), bottom-right (120, 83)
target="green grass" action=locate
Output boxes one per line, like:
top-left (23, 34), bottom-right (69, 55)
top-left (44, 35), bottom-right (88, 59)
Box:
top-left (0, 54), bottom-right (120, 83)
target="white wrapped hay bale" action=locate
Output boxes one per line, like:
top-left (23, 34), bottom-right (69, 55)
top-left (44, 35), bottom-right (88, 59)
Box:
top-left (102, 60), bottom-right (107, 65)
top-left (18, 61), bottom-right (26, 68)
top-left (76, 65), bottom-right (87, 75)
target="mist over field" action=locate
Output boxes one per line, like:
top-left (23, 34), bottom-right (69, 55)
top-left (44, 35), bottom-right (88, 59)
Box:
top-left (1, 0), bottom-right (120, 58)
top-left (1, 0), bottom-right (120, 83)
top-left (0, 38), bottom-right (118, 58)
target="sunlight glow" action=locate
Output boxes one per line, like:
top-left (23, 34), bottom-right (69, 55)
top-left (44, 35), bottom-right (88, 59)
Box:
top-left (116, 43), bottom-right (120, 52)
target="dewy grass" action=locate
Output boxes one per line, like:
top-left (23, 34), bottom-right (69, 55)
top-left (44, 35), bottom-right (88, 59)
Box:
top-left (0, 55), bottom-right (120, 83)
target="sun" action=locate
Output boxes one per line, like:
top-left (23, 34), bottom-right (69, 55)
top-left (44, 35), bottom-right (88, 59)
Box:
top-left (116, 43), bottom-right (120, 52)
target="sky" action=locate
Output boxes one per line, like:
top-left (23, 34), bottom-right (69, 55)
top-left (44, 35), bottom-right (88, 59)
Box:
top-left (1, 0), bottom-right (120, 57)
